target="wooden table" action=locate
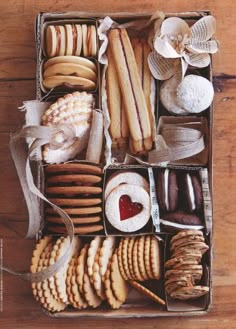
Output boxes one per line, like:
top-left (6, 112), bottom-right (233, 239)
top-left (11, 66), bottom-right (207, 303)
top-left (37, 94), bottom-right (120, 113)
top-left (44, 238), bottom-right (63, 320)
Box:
top-left (0, 0), bottom-right (235, 328)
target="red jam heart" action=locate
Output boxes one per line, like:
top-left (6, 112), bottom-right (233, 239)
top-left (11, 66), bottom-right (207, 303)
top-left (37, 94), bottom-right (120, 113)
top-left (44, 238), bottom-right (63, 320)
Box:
top-left (119, 195), bottom-right (143, 221)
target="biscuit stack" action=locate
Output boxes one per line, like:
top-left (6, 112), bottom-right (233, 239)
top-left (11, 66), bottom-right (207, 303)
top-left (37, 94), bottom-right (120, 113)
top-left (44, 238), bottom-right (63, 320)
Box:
top-left (45, 163), bottom-right (104, 234)
top-left (31, 235), bottom-right (165, 312)
top-left (165, 230), bottom-right (210, 300)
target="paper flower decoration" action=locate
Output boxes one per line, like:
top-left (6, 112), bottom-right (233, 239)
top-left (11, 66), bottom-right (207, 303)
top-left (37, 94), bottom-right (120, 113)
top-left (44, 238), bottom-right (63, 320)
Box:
top-left (149, 16), bottom-right (219, 80)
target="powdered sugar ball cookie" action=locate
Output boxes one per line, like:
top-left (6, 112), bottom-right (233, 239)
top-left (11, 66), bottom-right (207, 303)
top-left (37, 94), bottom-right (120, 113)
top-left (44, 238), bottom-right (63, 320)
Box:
top-left (160, 76), bottom-right (188, 115)
top-left (176, 75), bottom-right (214, 113)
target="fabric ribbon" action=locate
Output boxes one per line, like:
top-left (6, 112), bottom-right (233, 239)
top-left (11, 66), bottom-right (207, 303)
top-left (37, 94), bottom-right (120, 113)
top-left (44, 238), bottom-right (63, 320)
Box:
top-left (2, 124), bottom-right (77, 282)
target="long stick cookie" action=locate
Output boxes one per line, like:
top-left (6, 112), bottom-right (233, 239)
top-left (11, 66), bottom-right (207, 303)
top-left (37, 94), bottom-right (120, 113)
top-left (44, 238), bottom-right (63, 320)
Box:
top-left (106, 46), bottom-right (129, 149)
top-left (108, 28), bottom-right (152, 154)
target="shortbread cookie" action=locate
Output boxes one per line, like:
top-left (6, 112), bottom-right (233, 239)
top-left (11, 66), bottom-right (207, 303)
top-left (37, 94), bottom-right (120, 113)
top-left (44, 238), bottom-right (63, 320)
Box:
top-left (117, 239), bottom-right (127, 280)
top-left (99, 236), bottom-right (116, 279)
top-left (76, 243), bottom-right (89, 294)
top-left (83, 272), bottom-right (102, 308)
top-left (144, 235), bottom-right (153, 279)
top-left (132, 238), bottom-right (144, 281)
top-left (137, 235), bottom-right (149, 281)
top-left (104, 264), bottom-right (124, 309)
top-left (121, 237), bottom-right (131, 280)
top-left (92, 249), bottom-right (106, 300)
top-left (87, 237), bottom-right (103, 278)
top-left (127, 237), bottom-right (136, 280)
top-left (150, 236), bottom-right (161, 280)
top-left (110, 252), bottom-right (129, 303)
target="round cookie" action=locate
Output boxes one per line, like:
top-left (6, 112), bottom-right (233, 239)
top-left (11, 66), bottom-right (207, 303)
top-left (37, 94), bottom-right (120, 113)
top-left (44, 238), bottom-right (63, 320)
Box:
top-left (46, 186), bottom-right (102, 195)
top-left (48, 198), bottom-right (101, 207)
top-left (105, 184), bottom-right (150, 233)
top-left (156, 169), bottom-right (178, 212)
top-left (105, 171), bottom-right (149, 199)
top-left (45, 163), bottom-right (102, 175)
top-left (44, 56), bottom-right (97, 72)
top-left (110, 252), bottom-right (129, 303)
top-left (176, 75), bottom-right (214, 114)
top-left (160, 76), bottom-right (188, 115)
top-left (43, 75), bottom-right (96, 91)
top-left (150, 236), bottom-right (161, 280)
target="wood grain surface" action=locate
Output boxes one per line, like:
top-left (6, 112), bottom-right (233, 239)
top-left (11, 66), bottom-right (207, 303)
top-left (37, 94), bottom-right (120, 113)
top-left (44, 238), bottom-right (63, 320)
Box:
top-left (0, 0), bottom-right (236, 328)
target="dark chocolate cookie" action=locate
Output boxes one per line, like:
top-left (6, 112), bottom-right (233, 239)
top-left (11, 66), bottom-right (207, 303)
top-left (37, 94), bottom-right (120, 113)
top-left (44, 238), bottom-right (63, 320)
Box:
top-left (160, 211), bottom-right (204, 232)
top-left (156, 169), bottom-right (178, 212)
top-left (179, 172), bottom-right (203, 212)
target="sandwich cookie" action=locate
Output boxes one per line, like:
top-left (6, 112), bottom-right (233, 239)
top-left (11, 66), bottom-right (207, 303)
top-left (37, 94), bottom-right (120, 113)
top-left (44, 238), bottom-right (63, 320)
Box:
top-left (46, 25), bottom-right (66, 57)
top-left (105, 184), bottom-right (150, 233)
top-left (106, 46), bottom-right (129, 150)
top-left (108, 29), bottom-right (152, 154)
top-left (180, 172), bottom-right (203, 212)
top-left (160, 211), bottom-right (204, 232)
top-left (156, 169), bottom-right (178, 212)
top-left (105, 171), bottom-right (149, 199)
top-left (45, 24), bottom-right (97, 58)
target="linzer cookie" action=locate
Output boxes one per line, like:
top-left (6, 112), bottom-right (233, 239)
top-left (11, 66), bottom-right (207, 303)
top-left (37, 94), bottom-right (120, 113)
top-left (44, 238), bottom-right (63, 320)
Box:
top-left (105, 170), bottom-right (150, 233)
top-left (165, 230), bottom-right (209, 300)
top-left (45, 162), bottom-right (104, 235)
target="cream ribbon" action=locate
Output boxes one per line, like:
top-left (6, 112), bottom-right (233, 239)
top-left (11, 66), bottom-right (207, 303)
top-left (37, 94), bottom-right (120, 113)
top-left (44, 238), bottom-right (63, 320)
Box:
top-left (2, 125), bottom-right (76, 282)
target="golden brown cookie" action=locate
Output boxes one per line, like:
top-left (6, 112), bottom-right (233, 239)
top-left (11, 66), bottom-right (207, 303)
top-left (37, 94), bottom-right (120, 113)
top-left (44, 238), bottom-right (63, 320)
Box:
top-left (137, 235), bottom-right (149, 280)
top-left (129, 280), bottom-right (166, 306)
top-left (46, 206), bottom-right (102, 215)
top-left (48, 198), bottom-right (102, 207)
top-left (104, 263), bottom-right (124, 309)
top-left (47, 224), bottom-right (103, 235)
top-left (150, 236), bottom-right (161, 280)
top-left (144, 235), bottom-right (153, 279)
top-left (47, 174), bottom-right (102, 184)
top-left (46, 186), bottom-right (102, 195)
top-left (46, 215), bottom-right (101, 225)
top-left (110, 251), bottom-right (129, 303)
top-left (45, 163), bottom-right (102, 175)
top-left (132, 237), bottom-right (144, 281)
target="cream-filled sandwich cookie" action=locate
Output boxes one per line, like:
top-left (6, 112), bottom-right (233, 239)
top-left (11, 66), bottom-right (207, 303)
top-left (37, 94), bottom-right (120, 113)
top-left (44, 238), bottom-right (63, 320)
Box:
top-left (45, 25), bottom-right (66, 57)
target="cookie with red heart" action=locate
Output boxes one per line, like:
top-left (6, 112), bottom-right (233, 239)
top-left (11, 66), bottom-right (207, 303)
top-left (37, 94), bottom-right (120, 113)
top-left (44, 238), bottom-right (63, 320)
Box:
top-left (105, 183), bottom-right (151, 232)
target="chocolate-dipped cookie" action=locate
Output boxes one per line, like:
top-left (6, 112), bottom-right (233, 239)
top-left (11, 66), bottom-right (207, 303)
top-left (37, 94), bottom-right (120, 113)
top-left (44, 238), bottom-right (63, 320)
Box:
top-left (180, 172), bottom-right (203, 212)
top-left (156, 169), bottom-right (178, 212)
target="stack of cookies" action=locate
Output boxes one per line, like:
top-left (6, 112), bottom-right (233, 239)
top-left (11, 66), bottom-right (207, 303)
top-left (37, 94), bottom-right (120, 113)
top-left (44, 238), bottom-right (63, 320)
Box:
top-left (31, 235), bottom-right (165, 311)
top-left (165, 230), bottom-right (210, 300)
top-left (45, 162), bottom-right (104, 235)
